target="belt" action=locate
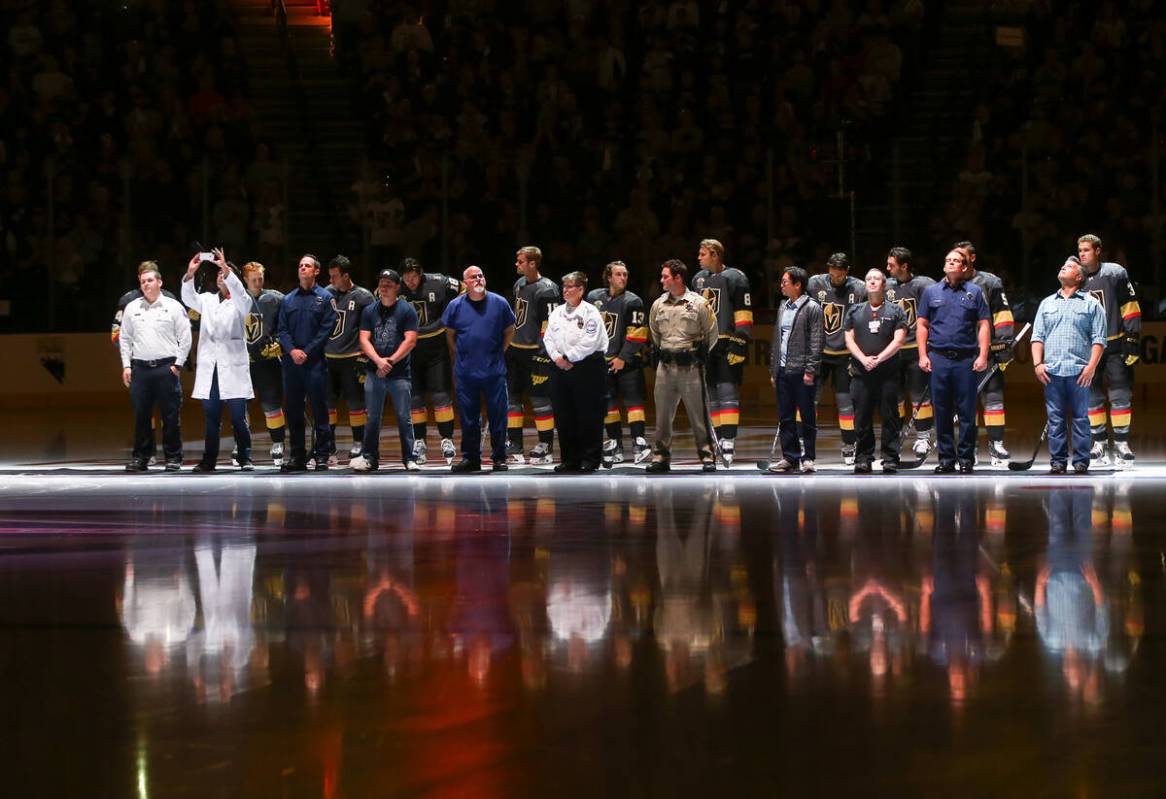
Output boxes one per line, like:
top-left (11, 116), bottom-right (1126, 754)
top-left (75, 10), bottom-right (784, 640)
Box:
top-left (658, 349), bottom-right (699, 366)
top-left (132, 357), bottom-right (177, 369)
top-left (933, 349), bottom-right (976, 359)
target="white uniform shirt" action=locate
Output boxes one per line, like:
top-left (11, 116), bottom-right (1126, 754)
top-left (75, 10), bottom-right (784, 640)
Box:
top-left (118, 294), bottom-right (193, 368)
top-left (544, 300), bottom-right (609, 363)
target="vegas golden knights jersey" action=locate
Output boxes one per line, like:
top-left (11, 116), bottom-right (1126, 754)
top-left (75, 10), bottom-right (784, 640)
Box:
top-left (807, 274), bottom-right (866, 356)
top-left (692, 266), bottom-right (754, 343)
top-left (245, 288), bottom-right (285, 360)
top-left (1082, 262), bottom-right (1142, 341)
top-left (325, 284), bottom-right (376, 356)
top-left (968, 269), bottom-right (1014, 346)
top-left (885, 274), bottom-right (934, 346)
top-left (586, 288), bottom-right (648, 363)
top-left (511, 275), bottom-right (560, 350)
top-left (402, 272), bottom-right (462, 341)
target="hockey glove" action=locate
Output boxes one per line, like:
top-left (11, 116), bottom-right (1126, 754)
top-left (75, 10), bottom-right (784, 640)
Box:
top-left (260, 340), bottom-right (283, 360)
top-left (990, 341), bottom-right (1014, 371)
top-left (1123, 335), bottom-right (1140, 366)
top-left (726, 336), bottom-right (748, 367)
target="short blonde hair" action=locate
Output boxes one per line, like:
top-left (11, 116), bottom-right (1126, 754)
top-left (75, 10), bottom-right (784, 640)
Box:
top-left (700, 239), bottom-right (724, 259)
top-left (242, 261), bottom-right (266, 277)
top-left (137, 260), bottom-right (161, 279)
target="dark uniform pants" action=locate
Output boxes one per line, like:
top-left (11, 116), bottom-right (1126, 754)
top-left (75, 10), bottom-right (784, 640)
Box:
top-left (282, 357), bottom-right (332, 463)
top-left (456, 372), bottom-right (509, 465)
top-left (930, 351), bottom-right (977, 467)
top-left (130, 360), bottom-right (183, 463)
top-left (851, 360), bottom-right (902, 466)
top-left (550, 353), bottom-right (606, 468)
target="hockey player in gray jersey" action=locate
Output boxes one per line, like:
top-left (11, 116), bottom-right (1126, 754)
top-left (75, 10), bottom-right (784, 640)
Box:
top-left (1078, 234), bottom-right (1141, 467)
top-left (954, 241), bottom-right (1015, 465)
top-left (325, 255), bottom-right (376, 464)
top-left (241, 261), bottom-right (287, 465)
top-left (693, 239), bottom-right (753, 465)
top-left (400, 258), bottom-right (462, 464)
top-left (885, 247), bottom-right (935, 457)
top-left (587, 261), bottom-right (651, 465)
top-left (507, 245), bottom-right (560, 464)
top-left (807, 253), bottom-right (867, 464)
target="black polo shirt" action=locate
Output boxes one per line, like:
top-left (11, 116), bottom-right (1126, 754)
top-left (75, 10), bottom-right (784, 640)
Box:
top-left (844, 300), bottom-right (907, 369)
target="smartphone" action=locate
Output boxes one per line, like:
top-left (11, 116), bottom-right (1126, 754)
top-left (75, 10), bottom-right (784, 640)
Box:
top-left (199, 252), bottom-right (215, 262)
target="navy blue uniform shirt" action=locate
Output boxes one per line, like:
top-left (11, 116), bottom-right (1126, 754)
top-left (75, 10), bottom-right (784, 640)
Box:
top-left (359, 299), bottom-right (419, 378)
top-left (442, 292), bottom-right (516, 380)
top-left (918, 280), bottom-right (990, 351)
top-left (277, 284), bottom-right (337, 361)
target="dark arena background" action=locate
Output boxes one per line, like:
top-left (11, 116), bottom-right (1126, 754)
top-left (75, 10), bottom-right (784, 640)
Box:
top-left (2, 0), bottom-right (1166, 795)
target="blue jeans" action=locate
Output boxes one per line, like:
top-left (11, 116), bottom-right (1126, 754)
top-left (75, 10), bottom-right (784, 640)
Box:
top-left (363, 373), bottom-right (414, 464)
top-left (1044, 373), bottom-right (1091, 467)
top-left (201, 370), bottom-right (251, 463)
top-left (776, 367), bottom-right (816, 463)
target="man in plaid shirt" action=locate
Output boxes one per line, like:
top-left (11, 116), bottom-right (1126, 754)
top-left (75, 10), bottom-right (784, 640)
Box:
top-left (1031, 256), bottom-right (1107, 474)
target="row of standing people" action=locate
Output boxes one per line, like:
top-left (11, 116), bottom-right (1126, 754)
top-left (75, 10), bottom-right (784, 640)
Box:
top-left (113, 234), bottom-right (1139, 473)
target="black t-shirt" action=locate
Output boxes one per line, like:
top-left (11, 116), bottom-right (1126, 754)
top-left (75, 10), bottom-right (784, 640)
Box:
top-left (844, 300), bottom-right (907, 367)
top-left (359, 299), bottom-right (419, 377)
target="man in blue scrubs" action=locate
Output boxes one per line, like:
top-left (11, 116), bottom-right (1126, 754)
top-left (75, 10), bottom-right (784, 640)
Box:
top-left (276, 254), bottom-right (338, 472)
top-left (442, 264), bottom-right (516, 472)
top-left (917, 249), bottom-right (990, 473)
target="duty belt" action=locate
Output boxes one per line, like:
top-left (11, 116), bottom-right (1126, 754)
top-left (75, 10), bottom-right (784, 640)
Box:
top-left (658, 349), bottom-right (699, 367)
top-left (933, 349), bottom-right (976, 360)
top-left (131, 357), bottom-right (177, 369)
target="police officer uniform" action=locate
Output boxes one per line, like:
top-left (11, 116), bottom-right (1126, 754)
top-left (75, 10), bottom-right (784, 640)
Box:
top-left (119, 292), bottom-right (192, 470)
top-left (886, 272), bottom-right (935, 453)
top-left (587, 286), bottom-right (650, 465)
top-left (692, 265), bottom-right (753, 462)
top-left (1082, 260), bottom-right (1141, 465)
top-left (508, 275), bottom-right (560, 463)
top-left (647, 290), bottom-right (719, 471)
top-left (276, 283), bottom-right (338, 470)
top-left (544, 297), bottom-right (609, 472)
top-left (244, 284), bottom-right (286, 463)
top-left (844, 300), bottom-right (908, 470)
top-left (325, 281), bottom-right (376, 461)
top-left (402, 271), bottom-right (462, 463)
top-left (807, 272), bottom-right (867, 460)
top-left (918, 279), bottom-right (990, 471)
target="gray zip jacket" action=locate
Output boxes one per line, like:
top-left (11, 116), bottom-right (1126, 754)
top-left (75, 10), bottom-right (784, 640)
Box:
top-left (770, 297), bottom-right (824, 377)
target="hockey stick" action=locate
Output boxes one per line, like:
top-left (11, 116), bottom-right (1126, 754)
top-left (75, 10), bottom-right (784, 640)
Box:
top-left (755, 427), bottom-right (783, 471)
top-left (1008, 422), bottom-right (1048, 471)
top-left (895, 383), bottom-right (934, 469)
top-left (697, 359), bottom-right (731, 469)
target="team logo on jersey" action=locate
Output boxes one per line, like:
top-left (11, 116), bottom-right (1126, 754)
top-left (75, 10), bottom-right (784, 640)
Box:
top-left (245, 313), bottom-right (263, 344)
top-left (515, 297), bottom-right (529, 329)
top-left (895, 298), bottom-right (918, 327)
top-left (701, 287), bottom-right (721, 316)
top-left (602, 311), bottom-right (618, 339)
top-left (331, 310), bottom-right (346, 339)
top-left (410, 300), bottom-right (428, 327)
top-left (886, 289), bottom-right (897, 302)
top-left (1089, 289), bottom-right (1106, 310)
top-left (817, 290), bottom-right (826, 303)
top-left (823, 302), bottom-right (844, 335)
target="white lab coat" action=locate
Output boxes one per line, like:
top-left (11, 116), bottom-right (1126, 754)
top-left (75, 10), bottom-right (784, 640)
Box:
top-left (181, 270), bottom-right (255, 400)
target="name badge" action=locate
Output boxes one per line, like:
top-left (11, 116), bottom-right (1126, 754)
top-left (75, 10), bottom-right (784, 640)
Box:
top-left (868, 320), bottom-right (881, 333)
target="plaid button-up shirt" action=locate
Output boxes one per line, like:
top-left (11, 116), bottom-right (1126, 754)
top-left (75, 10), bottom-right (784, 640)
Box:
top-left (1031, 290), bottom-right (1107, 377)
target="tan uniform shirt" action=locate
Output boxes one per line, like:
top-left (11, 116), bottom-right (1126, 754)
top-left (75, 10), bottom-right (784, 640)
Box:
top-left (649, 289), bottom-right (718, 353)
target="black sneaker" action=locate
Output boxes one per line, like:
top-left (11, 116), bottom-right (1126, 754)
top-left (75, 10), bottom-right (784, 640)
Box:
top-left (192, 461), bottom-right (216, 473)
top-left (1073, 461), bottom-right (1089, 474)
top-left (491, 462), bottom-right (508, 472)
top-left (164, 460), bottom-right (182, 472)
top-left (125, 460), bottom-right (148, 473)
top-left (280, 460), bottom-right (308, 473)
top-left (1050, 462), bottom-right (1067, 474)
top-left (934, 463), bottom-right (957, 474)
top-left (854, 463), bottom-right (873, 474)
top-left (452, 459), bottom-right (482, 473)
top-left (959, 462), bottom-right (974, 474)
top-left (237, 458), bottom-right (255, 471)
top-left (882, 461), bottom-right (898, 474)
top-left (702, 462), bottom-right (716, 473)
top-left (314, 461), bottom-right (330, 471)
top-left (645, 461), bottom-right (670, 474)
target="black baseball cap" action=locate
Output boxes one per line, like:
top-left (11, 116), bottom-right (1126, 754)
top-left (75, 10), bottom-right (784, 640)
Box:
top-left (377, 269), bottom-right (401, 284)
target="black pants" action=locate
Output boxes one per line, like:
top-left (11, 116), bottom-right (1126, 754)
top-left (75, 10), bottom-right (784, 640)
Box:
top-left (851, 360), bottom-right (902, 466)
top-left (549, 354), bottom-right (606, 468)
top-left (282, 357), bottom-right (332, 463)
top-left (130, 361), bottom-right (183, 463)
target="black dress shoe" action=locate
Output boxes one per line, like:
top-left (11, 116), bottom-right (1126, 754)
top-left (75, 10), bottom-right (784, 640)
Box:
top-left (959, 462), bottom-right (974, 474)
top-left (702, 462), bottom-right (716, 472)
top-left (314, 461), bottom-right (330, 471)
top-left (281, 461), bottom-right (308, 473)
top-left (452, 459), bottom-right (482, 473)
top-left (554, 463), bottom-right (580, 474)
top-left (491, 462), bottom-right (508, 472)
top-left (579, 462), bottom-right (599, 473)
top-left (192, 461), bottom-right (216, 473)
top-left (854, 463), bottom-right (872, 474)
top-left (125, 461), bottom-right (148, 473)
top-left (882, 461), bottom-right (898, 474)
top-left (645, 461), bottom-right (670, 474)
top-left (934, 462), bottom-right (957, 474)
